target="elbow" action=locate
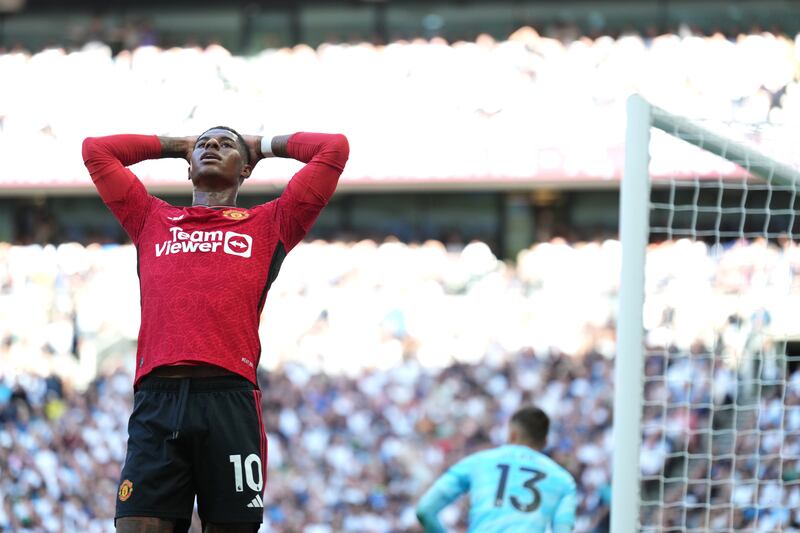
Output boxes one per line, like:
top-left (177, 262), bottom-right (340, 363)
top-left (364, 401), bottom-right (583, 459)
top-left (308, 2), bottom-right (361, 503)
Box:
top-left (331, 133), bottom-right (349, 152)
top-left (81, 137), bottom-right (101, 164)
top-left (328, 133), bottom-right (350, 166)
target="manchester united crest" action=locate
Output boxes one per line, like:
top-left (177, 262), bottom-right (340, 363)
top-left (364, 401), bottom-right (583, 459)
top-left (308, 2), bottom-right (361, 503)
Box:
top-left (118, 479), bottom-right (133, 502)
top-left (222, 209), bottom-right (250, 220)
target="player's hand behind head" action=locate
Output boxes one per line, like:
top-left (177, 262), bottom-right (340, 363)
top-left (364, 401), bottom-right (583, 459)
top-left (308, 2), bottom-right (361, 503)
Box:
top-left (243, 135), bottom-right (266, 166)
top-left (184, 136), bottom-right (199, 162)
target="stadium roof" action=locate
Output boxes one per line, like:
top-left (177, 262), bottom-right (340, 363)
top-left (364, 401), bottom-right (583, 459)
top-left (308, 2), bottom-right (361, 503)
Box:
top-left (19, 0), bottom-right (642, 10)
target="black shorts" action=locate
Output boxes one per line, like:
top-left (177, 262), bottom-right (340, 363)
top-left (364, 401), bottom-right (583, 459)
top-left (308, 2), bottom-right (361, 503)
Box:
top-left (116, 375), bottom-right (267, 530)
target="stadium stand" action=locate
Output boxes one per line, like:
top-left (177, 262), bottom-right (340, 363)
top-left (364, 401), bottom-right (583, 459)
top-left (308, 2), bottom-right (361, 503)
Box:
top-left (3, 15), bottom-right (800, 532)
top-left (0, 27), bottom-right (798, 191)
top-left (1, 236), bottom-right (799, 531)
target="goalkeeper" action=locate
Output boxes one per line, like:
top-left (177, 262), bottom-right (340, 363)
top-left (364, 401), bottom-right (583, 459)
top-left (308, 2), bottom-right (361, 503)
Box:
top-left (416, 406), bottom-right (577, 533)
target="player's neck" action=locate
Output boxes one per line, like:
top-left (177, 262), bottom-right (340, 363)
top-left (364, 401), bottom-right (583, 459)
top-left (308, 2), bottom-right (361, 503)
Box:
top-left (509, 441), bottom-right (542, 451)
top-left (192, 188), bottom-right (238, 208)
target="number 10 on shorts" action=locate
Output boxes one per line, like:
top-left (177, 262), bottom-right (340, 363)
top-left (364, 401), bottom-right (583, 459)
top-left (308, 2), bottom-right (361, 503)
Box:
top-left (229, 454), bottom-right (263, 492)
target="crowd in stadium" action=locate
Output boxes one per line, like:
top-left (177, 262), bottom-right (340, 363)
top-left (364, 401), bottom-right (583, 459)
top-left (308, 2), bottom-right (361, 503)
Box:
top-left (2, 15), bottom-right (800, 533)
top-left (1, 25), bottom-right (798, 187)
top-left (1, 236), bottom-right (799, 531)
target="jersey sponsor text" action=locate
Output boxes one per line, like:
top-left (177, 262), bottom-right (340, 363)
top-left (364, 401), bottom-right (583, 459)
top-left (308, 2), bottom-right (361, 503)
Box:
top-left (155, 227), bottom-right (253, 258)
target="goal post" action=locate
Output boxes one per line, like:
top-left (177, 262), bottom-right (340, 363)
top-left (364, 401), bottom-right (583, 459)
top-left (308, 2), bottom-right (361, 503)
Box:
top-left (612, 94), bottom-right (652, 533)
top-left (612, 94), bottom-right (800, 532)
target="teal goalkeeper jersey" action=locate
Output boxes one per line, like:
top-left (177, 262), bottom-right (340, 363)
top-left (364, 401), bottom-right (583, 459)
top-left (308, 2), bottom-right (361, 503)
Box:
top-left (416, 444), bottom-right (577, 533)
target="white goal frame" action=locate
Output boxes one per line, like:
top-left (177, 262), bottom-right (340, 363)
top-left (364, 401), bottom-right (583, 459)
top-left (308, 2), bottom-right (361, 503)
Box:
top-left (611, 94), bottom-right (800, 533)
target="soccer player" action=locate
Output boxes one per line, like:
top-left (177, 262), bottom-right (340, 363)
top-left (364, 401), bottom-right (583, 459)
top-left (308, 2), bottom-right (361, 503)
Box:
top-left (416, 406), bottom-right (577, 533)
top-left (82, 127), bottom-right (349, 533)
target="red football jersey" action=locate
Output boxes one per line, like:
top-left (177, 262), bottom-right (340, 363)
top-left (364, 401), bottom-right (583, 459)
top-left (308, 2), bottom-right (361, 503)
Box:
top-left (82, 133), bottom-right (349, 385)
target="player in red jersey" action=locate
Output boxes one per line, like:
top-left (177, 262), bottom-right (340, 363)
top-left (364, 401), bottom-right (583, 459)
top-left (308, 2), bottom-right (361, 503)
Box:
top-left (82, 127), bottom-right (349, 533)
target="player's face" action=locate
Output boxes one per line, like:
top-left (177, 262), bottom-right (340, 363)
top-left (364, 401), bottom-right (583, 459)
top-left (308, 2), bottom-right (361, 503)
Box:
top-left (189, 129), bottom-right (251, 189)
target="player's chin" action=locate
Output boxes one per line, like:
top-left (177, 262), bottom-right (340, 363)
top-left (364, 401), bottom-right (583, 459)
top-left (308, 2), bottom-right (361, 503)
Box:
top-left (191, 170), bottom-right (240, 189)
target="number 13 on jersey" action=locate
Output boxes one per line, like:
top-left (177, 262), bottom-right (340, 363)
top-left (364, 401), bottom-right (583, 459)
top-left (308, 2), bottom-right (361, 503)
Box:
top-left (494, 464), bottom-right (547, 512)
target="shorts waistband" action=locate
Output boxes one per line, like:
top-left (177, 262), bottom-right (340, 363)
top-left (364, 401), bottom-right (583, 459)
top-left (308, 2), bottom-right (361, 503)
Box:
top-left (136, 375), bottom-right (256, 393)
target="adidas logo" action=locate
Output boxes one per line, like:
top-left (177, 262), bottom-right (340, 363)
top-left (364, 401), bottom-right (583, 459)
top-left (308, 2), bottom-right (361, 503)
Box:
top-left (247, 494), bottom-right (264, 508)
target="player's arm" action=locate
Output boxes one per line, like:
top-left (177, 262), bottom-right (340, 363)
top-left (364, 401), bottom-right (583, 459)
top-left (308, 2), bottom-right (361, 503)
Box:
top-left (83, 134), bottom-right (183, 242)
top-left (551, 476), bottom-right (578, 533)
top-left (157, 136), bottom-right (197, 160)
top-left (248, 132), bottom-right (349, 250)
top-left (415, 459), bottom-right (472, 533)
top-left (83, 134), bottom-right (195, 199)
top-left (82, 135), bottom-right (167, 201)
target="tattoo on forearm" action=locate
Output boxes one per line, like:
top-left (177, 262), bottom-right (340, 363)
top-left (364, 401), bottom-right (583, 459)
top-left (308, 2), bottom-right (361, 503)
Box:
top-left (271, 135), bottom-right (291, 158)
top-left (158, 137), bottom-right (190, 158)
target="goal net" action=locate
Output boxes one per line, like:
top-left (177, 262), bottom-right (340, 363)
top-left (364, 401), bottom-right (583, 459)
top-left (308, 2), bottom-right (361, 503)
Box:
top-left (611, 95), bottom-right (800, 533)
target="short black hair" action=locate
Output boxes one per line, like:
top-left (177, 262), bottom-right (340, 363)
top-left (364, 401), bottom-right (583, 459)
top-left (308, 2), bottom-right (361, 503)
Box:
top-left (510, 406), bottom-right (550, 446)
top-left (200, 125), bottom-right (249, 165)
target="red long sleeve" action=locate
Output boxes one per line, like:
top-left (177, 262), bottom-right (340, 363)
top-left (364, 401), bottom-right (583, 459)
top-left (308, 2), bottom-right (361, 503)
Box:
top-left (276, 132), bottom-right (349, 250)
top-left (82, 135), bottom-right (162, 202)
top-left (82, 135), bottom-right (163, 243)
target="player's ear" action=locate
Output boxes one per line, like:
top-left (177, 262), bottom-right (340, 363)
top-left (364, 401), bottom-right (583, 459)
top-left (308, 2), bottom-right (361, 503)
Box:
top-left (508, 425), bottom-right (518, 443)
top-left (240, 164), bottom-right (252, 180)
